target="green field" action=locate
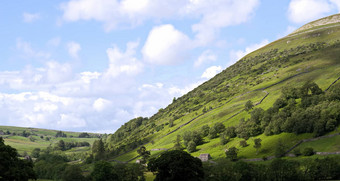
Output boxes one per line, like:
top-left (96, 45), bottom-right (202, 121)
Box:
top-left (0, 125), bottom-right (100, 156)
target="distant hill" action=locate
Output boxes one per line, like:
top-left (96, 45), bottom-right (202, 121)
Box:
top-left (104, 13), bottom-right (340, 163)
top-left (0, 125), bottom-right (101, 157)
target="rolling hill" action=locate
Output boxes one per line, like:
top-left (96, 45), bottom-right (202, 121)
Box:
top-left (104, 13), bottom-right (340, 162)
top-left (0, 125), bottom-right (101, 159)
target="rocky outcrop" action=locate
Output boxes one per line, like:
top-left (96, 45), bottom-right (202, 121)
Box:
top-left (292, 13), bottom-right (340, 34)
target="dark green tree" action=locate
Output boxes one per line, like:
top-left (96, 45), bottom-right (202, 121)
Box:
top-left (253, 138), bottom-right (262, 155)
top-left (92, 139), bottom-right (105, 161)
top-left (224, 126), bottom-right (236, 138)
top-left (274, 139), bottom-right (286, 158)
top-left (57, 140), bottom-right (66, 151)
top-left (55, 131), bottom-right (67, 137)
top-left (187, 141), bottom-right (196, 153)
top-left (214, 122), bottom-right (226, 133)
top-left (78, 132), bottom-right (90, 138)
top-left (31, 148), bottom-right (40, 158)
top-left (173, 135), bottom-right (183, 150)
top-left (91, 161), bottom-right (118, 181)
top-left (208, 126), bottom-right (218, 139)
top-left (137, 146), bottom-right (150, 164)
top-left (239, 140), bottom-right (248, 147)
top-left (302, 147), bottom-right (314, 156)
top-left (219, 133), bottom-right (229, 145)
top-left (0, 137), bottom-right (36, 181)
top-left (148, 150), bottom-right (204, 181)
top-left (182, 131), bottom-right (192, 147)
top-left (268, 159), bottom-right (300, 181)
top-left (225, 147), bottom-right (238, 161)
top-left (191, 131), bottom-right (203, 145)
top-left (200, 125), bottom-right (210, 137)
top-left (245, 100), bottom-right (254, 111)
top-left (62, 165), bottom-right (85, 181)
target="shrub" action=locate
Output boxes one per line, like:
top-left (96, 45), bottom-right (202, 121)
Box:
top-left (239, 140), bottom-right (248, 147)
top-left (302, 147), bottom-right (314, 156)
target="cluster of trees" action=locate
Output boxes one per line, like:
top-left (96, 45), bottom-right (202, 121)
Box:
top-left (78, 132), bottom-right (90, 138)
top-left (0, 129), bottom-right (11, 135)
top-left (54, 140), bottom-right (90, 151)
top-left (204, 157), bottom-right (340, 181)
top-left (90, 161), bottom-right (145, 181)
top-left (85, 139), bottom-right (106, 163)
top-left (0, 137), bottom-right (36, 181)
top-left (179, 123), bottom-right (228, 152)
top-left (147, 149), bottom-right (340, 181)
top-left (148, 150), bottom-right (204, 181)
top-left (56, 131), bottom-right (67, 138)
top-left (234, 82), bottom-right (340, 139)
top-left (137, 146), bottom-right (150, 164)
top-left (34, 152), bottom-right (145, 181)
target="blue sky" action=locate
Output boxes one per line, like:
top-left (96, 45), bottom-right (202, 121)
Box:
top-left (1, 0), bottom-right (340, 133)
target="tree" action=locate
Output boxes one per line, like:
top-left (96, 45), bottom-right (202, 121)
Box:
top-left (173, 135), bottom-right (183, 150)
top-left (91, 161), bottom-right (118, 181)
top-left (274, 139), bottom-right (286, 158)
top-left (62, 165), bottom-right (85, 181)
top-left (200, 125), bottom-right (210, 137)
top-left (57, 140), bottom-right (66, 151)
top-left (192, 131), bottom-right (204, 145)
top-left (268, 159), bottom-right (300, 181)
top-left (302, 147), bottom-right (314, 156)
top-left (208, 126), bottom-right (218, 139)
top-left (245, 100), bottom-right (254, 111)
top-left (148, 150), bottom-right (204, 181)
top-left (219, 133), bottom-right (229, 145)
top-left (239, 140), bottom-right (248, 147)
top-left (182, 131), bottom-right (192, 147)
top-left (137, 146), bottom-right (150, 164)
top-left (78, 132), bottom-right (90, 138)
top-left (31, 148), bottom-right (41, 158)
top-left (169, 119), bottom-right (174, 127)
top-left (187, 141), bottom-right (196, 153)
top-left (214, 122), bottom-right (226, 133)
top-left (224, 126), bottom-right (236, 138)
top-left (92, 139), bottom-right (105, 161)
top-left (55, 131), bottom-right (67, 137)
top-left (0, 137), bottom-right (36, 181)
top-left (253, 138), bottom-right (262, 155)
top-left (225, 147), bottom-right (238, 161)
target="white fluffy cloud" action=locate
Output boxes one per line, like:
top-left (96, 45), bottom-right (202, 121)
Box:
top-left (194, 50), bottom-right (217, 67)
top-left (189, 0), bottom-right (260, 45)
top-left (229, 39), bottom-right (269, 66)
top-left (201, 66), bottom-right (223, 79)
top-left (330, 0), bottom-right (340, 10)
top-left (287, 0), bottom-right (337, 24)
top-left (60, 0), bottom-right (259, 44)
top-left (60, 0), bottom-right (186, 30)
top-left (105, 41), bottom-right (143, 78)
top-left (23, 12), bottom-right (41, 23)
top-left (142, 24), bottom-right (192, 65)
top-left (67, 41), bottom-right (81, 58)
top-left (16, 39), bottom-right (50, 59)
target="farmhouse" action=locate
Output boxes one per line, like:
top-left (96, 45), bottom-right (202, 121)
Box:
top-left (198, 153), bottom-right (211, 162)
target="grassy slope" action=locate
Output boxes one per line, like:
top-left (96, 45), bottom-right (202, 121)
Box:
top-left (112, 17), bottom-right (340, 162)
top-left (0, 125), bottom-right (100, 155)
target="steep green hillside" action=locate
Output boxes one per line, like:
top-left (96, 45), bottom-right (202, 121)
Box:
top-left (105, 14), bottom-right (340, 162)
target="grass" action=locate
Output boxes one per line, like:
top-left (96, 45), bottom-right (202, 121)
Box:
top-left (1, 126), bottom-right (100, 155)
top-left (293, 134), bottom-right (340, 153)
